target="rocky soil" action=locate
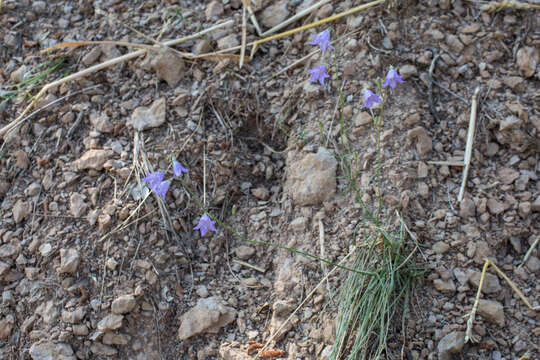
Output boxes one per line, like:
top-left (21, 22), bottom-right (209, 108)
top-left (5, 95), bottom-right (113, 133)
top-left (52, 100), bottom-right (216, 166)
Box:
top-left (0, 0), bottom-right (538, 359)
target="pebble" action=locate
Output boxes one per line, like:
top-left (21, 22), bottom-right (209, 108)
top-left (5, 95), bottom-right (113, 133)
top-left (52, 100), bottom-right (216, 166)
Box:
top-left (0, 244), bottom-right (17, 258)
top-left (205, 0), bottom-right (224, 20)
top-left (73, 149), bottom-right (114, 171)
top-left (90, 343), bottom-right (117, 356)
top-left (151, 50), bottom-right (185, 88)
top-left (217, 34), bottom-right (239, 50)
top-left (29, 341), bottom-right (76, 360)
top-left (90, 112), bottom-right (114, 133)
top-left (437, 331), bottom-right (465, 360)
top-left (487, 198), bottom-right (504, 215)
top-left (432, 241), bottom-right (450, 254)
top-left (516, 46), bottom-right (537, 78)
top-left (177, 296), bottom-right (237, 340)
top-left (407, 126), bottom-right (432, 156)
top-left (69, 193), bottom-right (87, 218)
top-left (261, 1), bottom-right (290, 28)
top-left (12, 200), bottom-right (31, 223)
top-left (32, 1), bottom-right (47, 14)
top-left (433, 278), bottom-right (456, 293)
top-left (498, 167), bottom-right (520, 185)
top-left (235, 245), bottom-right (255, 260)
top-left (97, 314), bottom-right (124, 331)
top-left (469, 271), bottom-right (501, 294)
top-left (289, 217), bottom-right (308, 233)
top-left (128, 98), bottom-right (167, 131)
top-left (0, 315), bottom-right (15, 339)
top-left (61, 307), bottom-right (86, 324)
top-left (477, 299), bottom-right (505, 327)
top-left (58, 249), bottom-right (80, 274)
top-left (285, 148), bottom-right (337, 206)
top-left (251, 187), bottom-right (270, 200)
top-left (399, 64), bottom-right (417, 79)
top-left (111, 295), bottom-right (136, 315)
top-left (72, 324), bottom-right (89, 336)
top-left (459, 198), bottom-right (475, 218)
top-left (525, 256), bottom-right (540, 272)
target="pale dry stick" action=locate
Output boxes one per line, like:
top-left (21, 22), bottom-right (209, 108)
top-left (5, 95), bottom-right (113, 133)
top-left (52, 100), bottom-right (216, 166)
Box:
top-left (0, 20), bottom-right (233, 139)
top-left (254, 247), bottom-right (357, 359)
top-left (249, 0), bottom-right (386, 59)
top-left (260, 0), bottom-right (331, 37)
top-left (518, 236), bottom-right (539, 269)
top-left (242, 0), bottom-right (262, 36)
top-left (458, 87), bottom-right (480, 202)
top-left (318, 219), bottom-right (331, 295)
top-left (232, 259), bottom-right (266, 273)
top-left (465, 258), bottom-right (539, 343)
top-left (481, 0), bottom-right (540, 12)
top-left (239, 5), bottom-right (247, 69)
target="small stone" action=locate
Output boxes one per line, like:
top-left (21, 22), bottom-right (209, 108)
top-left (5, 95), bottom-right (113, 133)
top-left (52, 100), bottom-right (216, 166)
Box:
top-left (69, 193), bottom-right (87, 218)
top-left (73, 149), bottom-right (114, 171)
top-left (459, 198), bottom-right (475, 218)
top-left (10, 65), bottom-right (29, 82)
top-left (261, 1), bottom-right (290, 28)
top-left (25, 183), bottom-right (41, 197)
top-left (39, 243), bottom-right (53, 257)
top-left (192, 39), bottom-right (212, 55)
top-left (469, 271), bottom-right (501, 294)
top-left (437, 331), bottom-right (465, 360)
top-left (97, 314), bottom-right (124, 331)
top-left (90, 343), bottom-right (117, 356)
top-left (12, 200), bottom-right (31, 223)
top-left (128, 98), bottom-right (167, 131)
top-left (0, 315), bottom-right (15, 339)
top-left (205, 1), bottom-right (224, 20)
top-left (407, 126), bottom-right (432, 156)
top-left (446, 34), bottom-right (464, 53)
top-left (235, 245), bottom-right (255, 260)
top-left (532, 196), bottom-right (540, 212)
top-left (58, 249), bottom-right (80, 274)
top-left (111, 295), bottom-right (136, 315)
top-left (498, 167), bottom-right (520, 185)
top-left (518, 202), bottom-right (531, 218)
top-left (285, 148), bottom-right (337, 206)
top-left (354, 111), bottom-right (372, 126)
top-left (61, 307), bottom-right (86, 324)
top-left (102, 332), bottom-right (130, 346)
top-left (177, 296), bottom-right (237, 340)
top-left (477, 299), bottom-right (505, 327)
top-left (217, 34), bottom-right (239, 50)
top-left (32, 1), bottom-right (47, 14)
top-left (90, 112), bottom-right (114, 133)
top-left (399, 64), bottom-right (417, 79)
top-left (196, 285), bottom-right (209, 298)
top-left (525, 256), bottom-right (540, 272)
top-left (516, 46), bottom-right (538, 78)
top-left (0, 244), bottom-right (17, 258)
top-left (432, 241), bottom-right (450, 254)
top-left (29, 341), bottom-right (76, 360)
top-left (13, 150), bottom-right (30, 169)
top-left (151, 50), bottom-right (185, 88)
top-left (289, 217), bottom-right (308, 233)
top-left (417, 162), bottom-right (428, 178)
top-left (72, 324), bottom-right (89, 336)
top-left (487, 198), bottom-right (504, 215)
top-left (251, 187), bottom-right (270, 200)
top-left (433, 278), bottom-right (456, 293)
top-left (82, 47), bottom-right (102, 66)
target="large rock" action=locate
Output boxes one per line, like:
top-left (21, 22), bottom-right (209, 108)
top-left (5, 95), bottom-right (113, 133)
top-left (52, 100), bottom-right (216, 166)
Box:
top-left (29, 341), bottom-right (76, 360)
top-left (285, 148), bottom-right (337, 206)
top-left (177, 296), bottom-right (236, 340)
top-left (128, 98), bottom-right (167, 131)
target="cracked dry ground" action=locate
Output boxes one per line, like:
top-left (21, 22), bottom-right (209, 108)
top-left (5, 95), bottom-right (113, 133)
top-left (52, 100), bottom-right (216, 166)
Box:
top-left (0, 0), bottom-right (539, 359)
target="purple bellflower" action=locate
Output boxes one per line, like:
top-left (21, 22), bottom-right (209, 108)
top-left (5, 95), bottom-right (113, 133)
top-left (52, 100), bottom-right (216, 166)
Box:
top-left (142, 171), bottom-right (164, 188)
top-left (153, 180), bottom-right (170, 200)
top-left (309, 29), bottom-right (334, 53)
top-left (363, 89), bottom-right (382, 109)
top-left (142, 171), bottom-right (170, 200)
top-left (383, 68), bottom-right (404, 89)
top-left (173, 160), bottom-right (189, 177)
top-left (194, 213), bottom-right (217, 237)
top-left (307, 65), bottom-right (330, 86)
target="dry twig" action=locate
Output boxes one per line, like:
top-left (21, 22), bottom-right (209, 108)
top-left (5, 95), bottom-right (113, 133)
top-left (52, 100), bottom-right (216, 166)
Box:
top-left (458, 87), bottom-right (480, 202)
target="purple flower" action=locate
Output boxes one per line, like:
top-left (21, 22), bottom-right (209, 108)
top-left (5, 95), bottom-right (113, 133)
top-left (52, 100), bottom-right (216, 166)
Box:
top-left (153, 180), bottom-right (170, 200)
top-left (307, 65), bottom-right (330, 86)
top-left (194, 213), bottom-right (217, 237)
top-left (363, 89), bottom-right (382, 109)
top-left (142, 171), bottom-right (164, 188)
top-left (383, 68), bottom-right (404, 89)
top-left (173, 160), bottom-right (189, 177)
top-left (309, 29), bottom-right (334, 53)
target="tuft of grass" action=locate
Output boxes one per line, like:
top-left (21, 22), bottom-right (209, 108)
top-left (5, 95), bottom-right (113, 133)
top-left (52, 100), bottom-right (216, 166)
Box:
top-left (330, 210), bottom-right (422, 360)
top-left (0, 56), bottom-right (67, 107)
